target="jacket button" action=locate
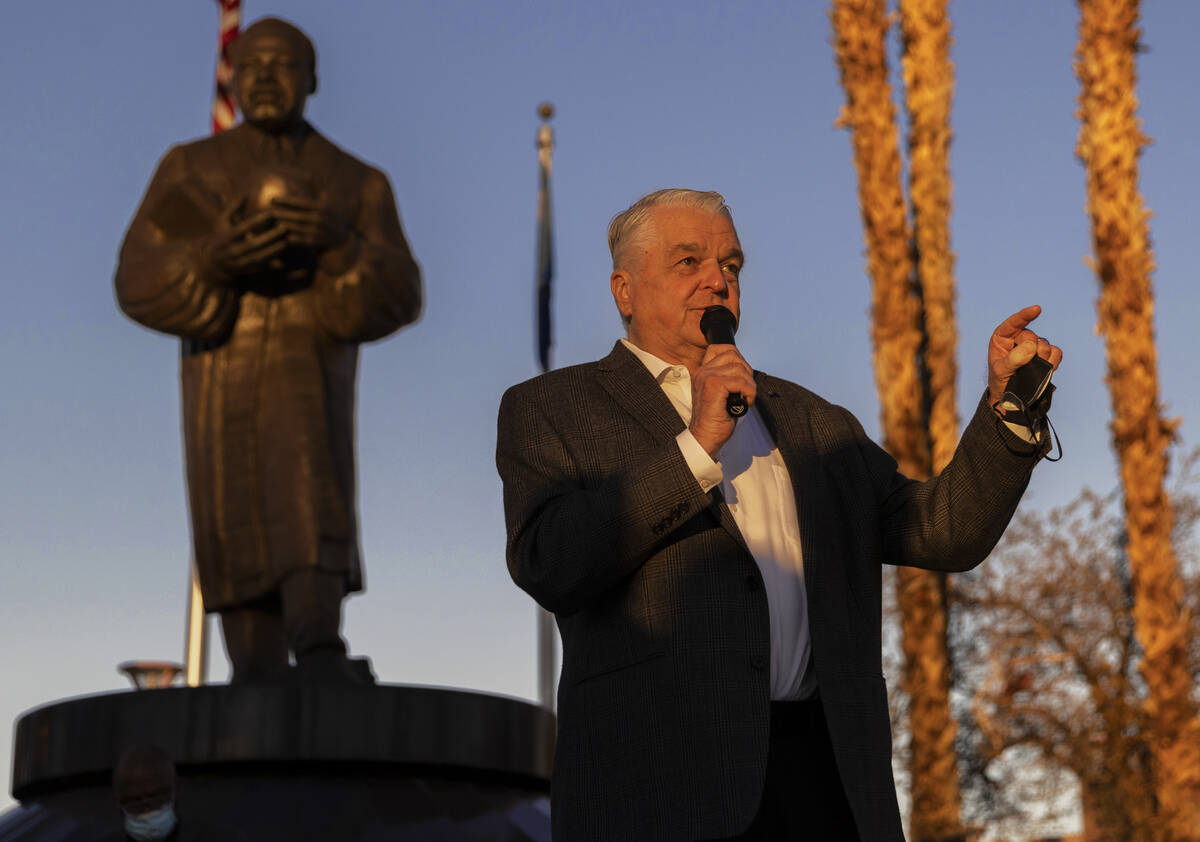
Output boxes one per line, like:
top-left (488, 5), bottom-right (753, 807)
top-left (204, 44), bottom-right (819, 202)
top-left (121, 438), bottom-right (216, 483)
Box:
top-left (745, 575), bottom-right (760, 591)
top-left (750, 653), bottom-right (766, 670)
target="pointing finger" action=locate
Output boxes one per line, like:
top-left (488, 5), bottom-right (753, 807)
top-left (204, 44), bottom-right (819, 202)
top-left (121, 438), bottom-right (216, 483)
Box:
top-left (993, 305), bottom-right (1042, 340)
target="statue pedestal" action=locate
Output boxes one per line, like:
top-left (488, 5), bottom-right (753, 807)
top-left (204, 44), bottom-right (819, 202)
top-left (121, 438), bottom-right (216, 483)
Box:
top-left (2, 683), bottom-right (554, 841)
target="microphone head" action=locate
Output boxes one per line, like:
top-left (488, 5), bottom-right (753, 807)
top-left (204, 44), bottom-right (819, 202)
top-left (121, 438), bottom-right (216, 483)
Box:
top-left (700, 305), bottom-right (738, 345)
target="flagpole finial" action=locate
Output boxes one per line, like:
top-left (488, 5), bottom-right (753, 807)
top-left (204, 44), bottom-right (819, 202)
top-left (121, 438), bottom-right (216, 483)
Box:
top-left (537, 103), bottom-right (555, 157)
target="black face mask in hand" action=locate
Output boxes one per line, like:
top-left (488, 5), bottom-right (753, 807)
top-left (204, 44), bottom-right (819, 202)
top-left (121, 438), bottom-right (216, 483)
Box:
top-left (994, 356), bottom-right (1060, 461)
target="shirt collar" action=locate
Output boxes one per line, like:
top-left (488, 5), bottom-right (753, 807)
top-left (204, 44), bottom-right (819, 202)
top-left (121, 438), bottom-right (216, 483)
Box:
top-left (620, 338), bottom-right (689, 384)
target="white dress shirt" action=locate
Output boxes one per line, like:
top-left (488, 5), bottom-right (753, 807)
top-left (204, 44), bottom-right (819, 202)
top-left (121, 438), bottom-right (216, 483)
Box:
top-left (621, 339), bottom-right (817, 700)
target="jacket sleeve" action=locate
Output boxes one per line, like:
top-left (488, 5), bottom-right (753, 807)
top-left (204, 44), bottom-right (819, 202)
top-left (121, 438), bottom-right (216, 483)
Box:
top-left (496, 380), bottom-right (715, 616)
top-left (861, 391), bottom-right (1045, 572)
top-left (312, 168), bottom-right (422, 342)
top-left (113, 146), bottom-right (240, 341)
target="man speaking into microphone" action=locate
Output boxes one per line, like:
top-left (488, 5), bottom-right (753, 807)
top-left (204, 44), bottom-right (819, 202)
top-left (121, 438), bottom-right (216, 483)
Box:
top-left (496, 188), bottom-right (1061, 841)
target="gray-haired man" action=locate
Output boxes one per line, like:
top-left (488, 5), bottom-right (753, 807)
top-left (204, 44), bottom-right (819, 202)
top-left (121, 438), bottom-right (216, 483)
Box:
top-left (497, 188), bottom-right (1059, 840)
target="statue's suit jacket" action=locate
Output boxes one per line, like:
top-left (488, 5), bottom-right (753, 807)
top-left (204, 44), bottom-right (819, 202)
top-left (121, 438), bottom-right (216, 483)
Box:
top-left (497, 341), bottom-right (1043, 842)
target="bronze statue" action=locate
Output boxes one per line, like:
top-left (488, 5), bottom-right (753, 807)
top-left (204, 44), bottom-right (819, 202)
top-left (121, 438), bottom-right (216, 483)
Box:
top-left (115, 17), bottom-right (422, 683)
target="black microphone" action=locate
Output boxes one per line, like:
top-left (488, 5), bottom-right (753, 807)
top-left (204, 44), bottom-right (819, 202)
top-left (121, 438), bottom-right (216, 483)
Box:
top-left (699, 305), bottom-right (748, 418)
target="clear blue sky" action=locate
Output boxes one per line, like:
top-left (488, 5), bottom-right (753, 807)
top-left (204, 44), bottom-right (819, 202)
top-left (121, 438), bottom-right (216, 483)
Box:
top-left (2, 0), bottom-right (1199, 814)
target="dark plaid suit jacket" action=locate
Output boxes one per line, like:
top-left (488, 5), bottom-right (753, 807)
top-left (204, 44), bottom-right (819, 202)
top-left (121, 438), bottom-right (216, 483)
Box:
top-left (497, 342), bottom-right (1042, 842)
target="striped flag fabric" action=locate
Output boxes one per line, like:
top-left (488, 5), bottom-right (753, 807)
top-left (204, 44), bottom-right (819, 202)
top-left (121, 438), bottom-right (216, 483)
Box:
top-left (535, 119), bottom-right (554, 373)
top-left (212, 0), bottom-right (241, 133)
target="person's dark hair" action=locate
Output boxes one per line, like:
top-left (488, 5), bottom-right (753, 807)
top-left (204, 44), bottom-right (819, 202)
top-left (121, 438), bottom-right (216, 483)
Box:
top-left (113, 744), bottom-right (175, 807)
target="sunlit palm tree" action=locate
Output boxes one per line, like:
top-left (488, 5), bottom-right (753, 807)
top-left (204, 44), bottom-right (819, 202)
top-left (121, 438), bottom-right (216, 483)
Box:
top-left (1075, 1), bottom-right (1200, 838)
top-left (898, 1), bottom-right (965, 838)
top-left (832, 2), bottom-right (966, 838)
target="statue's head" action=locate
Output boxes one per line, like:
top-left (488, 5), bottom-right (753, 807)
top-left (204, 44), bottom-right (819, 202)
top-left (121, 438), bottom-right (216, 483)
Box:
top-left (232, 17), bottom-right (317, 134)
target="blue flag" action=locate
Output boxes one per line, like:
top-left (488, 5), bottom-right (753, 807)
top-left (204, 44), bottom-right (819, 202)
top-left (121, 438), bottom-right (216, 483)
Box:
top-left (536, 131), bottom-right (554, 373)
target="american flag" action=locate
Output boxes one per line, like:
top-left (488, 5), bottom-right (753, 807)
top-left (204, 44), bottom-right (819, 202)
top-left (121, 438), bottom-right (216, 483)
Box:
top-left (211, 0), bottom-right (241, 133)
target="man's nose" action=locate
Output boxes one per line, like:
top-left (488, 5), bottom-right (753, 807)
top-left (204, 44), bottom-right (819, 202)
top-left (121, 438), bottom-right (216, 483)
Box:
top-left (700, 259), bottom-right (728, 293)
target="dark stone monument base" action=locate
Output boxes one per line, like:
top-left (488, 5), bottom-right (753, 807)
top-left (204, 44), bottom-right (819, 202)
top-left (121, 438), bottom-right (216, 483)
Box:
top-left (2, 683), bottom-right (554, 841)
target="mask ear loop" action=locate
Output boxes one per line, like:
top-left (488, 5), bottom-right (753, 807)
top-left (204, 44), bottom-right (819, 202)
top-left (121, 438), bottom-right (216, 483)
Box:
top-left (992, 391), bottom-right (1062, 462)
top-left (1041, 415), bottom-right (1062, 462)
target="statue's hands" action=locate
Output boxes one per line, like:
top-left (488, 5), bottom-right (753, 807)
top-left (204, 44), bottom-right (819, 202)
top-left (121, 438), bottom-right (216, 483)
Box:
top-left (203, 200), bottom-right (289, 283)
top-left (270, 195), bottom-right (349, 252)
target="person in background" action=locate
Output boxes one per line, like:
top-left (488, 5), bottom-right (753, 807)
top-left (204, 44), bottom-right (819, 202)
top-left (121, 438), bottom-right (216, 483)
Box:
top-left (105, 745), bottom-right (249, 842)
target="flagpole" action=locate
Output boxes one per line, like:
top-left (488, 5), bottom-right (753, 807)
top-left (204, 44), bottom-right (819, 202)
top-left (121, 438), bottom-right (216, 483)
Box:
top-left (185, 0), bottom-right (242, 688)
top-left (535, 102), bottom-right (559, 711)
top-left (184, 562), bottom-right (208, 686)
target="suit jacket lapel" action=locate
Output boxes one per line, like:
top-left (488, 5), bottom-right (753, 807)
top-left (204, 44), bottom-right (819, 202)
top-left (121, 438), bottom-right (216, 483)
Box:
top-left (754, 373), bottom-right (825, 590)
top-left (595, 342), bottom-right (686, 443)
top-left (597, 342), bottom-right (749, 552)
top-left (710, 485), bottom-right (750, 554)
top-left (753, 373), bottom-right (816, 477)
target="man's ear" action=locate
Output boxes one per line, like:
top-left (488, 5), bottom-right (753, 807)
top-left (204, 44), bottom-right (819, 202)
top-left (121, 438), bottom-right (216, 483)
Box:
top-left (610, 270), bottom-right (633, 321)
top-left (309, 72), bottom-right (319, 95)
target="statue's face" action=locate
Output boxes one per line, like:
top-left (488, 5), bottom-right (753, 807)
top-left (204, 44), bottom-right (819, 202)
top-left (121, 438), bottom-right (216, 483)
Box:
top-left (233, 34), bottom-right (313, 133)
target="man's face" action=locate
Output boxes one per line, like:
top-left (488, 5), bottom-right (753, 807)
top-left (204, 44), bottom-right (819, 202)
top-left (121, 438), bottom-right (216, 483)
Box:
top-left (233, 35), bottom-right (313, 133)
top-left (611, 205), bottom-right (744, 367)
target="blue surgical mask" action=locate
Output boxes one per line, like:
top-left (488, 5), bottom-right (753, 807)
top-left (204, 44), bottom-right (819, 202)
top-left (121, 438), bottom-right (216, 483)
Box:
top-left (124, 802), bottom-right (177, 841)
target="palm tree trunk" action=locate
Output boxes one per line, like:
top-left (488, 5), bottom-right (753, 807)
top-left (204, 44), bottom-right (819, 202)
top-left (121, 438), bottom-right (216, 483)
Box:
top-left (900, 0), bottom-right (958, 474)
top-left (832, 4), bottom-right (965, 840)
top-left (1075, 2), bottom-right (1200, 838)
top-left (830, 0), bottom-right (927, 478)
top-left (898, 2), bottom-right (965, 840)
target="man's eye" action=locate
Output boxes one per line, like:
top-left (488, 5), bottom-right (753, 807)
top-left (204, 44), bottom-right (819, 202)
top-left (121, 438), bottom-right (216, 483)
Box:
top-left (677, 257), bottom-right (696, 266)
top-left (724, 263), bottom-right (742, 277)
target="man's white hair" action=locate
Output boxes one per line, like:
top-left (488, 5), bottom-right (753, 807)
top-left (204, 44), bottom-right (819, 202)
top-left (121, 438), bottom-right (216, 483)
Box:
top-left (607, 188), bottom-right (733, 272)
